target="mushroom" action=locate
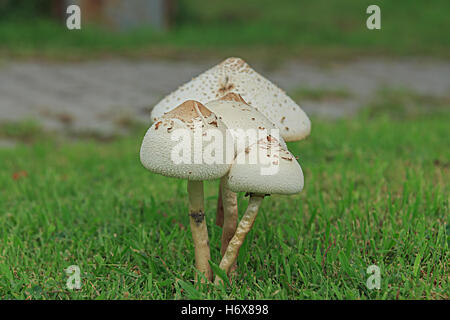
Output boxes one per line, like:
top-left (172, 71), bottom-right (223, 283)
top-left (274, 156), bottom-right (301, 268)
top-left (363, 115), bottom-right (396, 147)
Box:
top-left (150, 57), bottom-right (310, 234)
top-left (214, 137), bottom-right (304, 284)
top-left (140, 100), bottom-right (230, 282)
top-left (204, 93), bottom-right (287, 259)
top-left (151, 57), bottom-right (310, 142)
top-left (149, 58), bottom-right (311, 279)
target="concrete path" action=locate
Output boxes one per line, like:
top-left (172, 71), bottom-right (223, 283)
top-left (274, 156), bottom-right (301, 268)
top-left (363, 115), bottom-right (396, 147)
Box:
top-left (1, 58), bottom-right (449, 135)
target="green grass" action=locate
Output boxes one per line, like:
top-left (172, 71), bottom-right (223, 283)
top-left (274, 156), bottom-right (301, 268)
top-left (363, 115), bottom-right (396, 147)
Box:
top-left (0, 112), bottom-right (448, 299)
top-left (1, 0), bottom-right (449, 60)
top-left (290, 88), bottom-right (352, 102)
top-left (365, 88), bottom-right (450, 119)
top-left (0, 120), bottom-right (43, 143)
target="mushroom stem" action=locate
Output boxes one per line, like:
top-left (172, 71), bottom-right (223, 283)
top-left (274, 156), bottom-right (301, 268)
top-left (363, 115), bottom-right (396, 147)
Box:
top-left (215, 182), bottom-right (224, 227)
top-left (215, 194), bottom-right (264, 285)
top-left (219, 177), bottom-right (238, 257)
top-left (187, 180), bottom-right (212, 282)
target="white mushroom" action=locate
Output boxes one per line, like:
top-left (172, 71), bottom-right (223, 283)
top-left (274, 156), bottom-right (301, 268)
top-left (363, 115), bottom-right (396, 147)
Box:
top-left (140, 100), bottom-right (230, 282)
top-left (214, 137), bottom-right (304, 284)
top-left (206, 93), bottom-right (287, 152)
top-left (151, 57), bottom-right (311, 142)
top-left (150, 58), bottom-right (311, 257)
top-left (205, 92), bottom-right (287, 261)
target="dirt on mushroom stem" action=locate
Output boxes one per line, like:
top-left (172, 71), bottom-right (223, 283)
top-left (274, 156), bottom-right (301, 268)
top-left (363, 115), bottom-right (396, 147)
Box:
top-left (187, 180), bottom-right (213, 282)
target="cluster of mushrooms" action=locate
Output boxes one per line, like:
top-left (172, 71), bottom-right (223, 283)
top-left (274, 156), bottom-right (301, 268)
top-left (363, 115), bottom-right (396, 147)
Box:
top-left (140, 58), bottom-right (311, 284)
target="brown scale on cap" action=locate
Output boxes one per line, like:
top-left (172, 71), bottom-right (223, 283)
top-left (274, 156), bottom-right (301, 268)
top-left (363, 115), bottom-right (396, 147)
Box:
top-left (219, 92), bottom-right (248, 105)
top-left (218, 76), bottom-right (235, 95)
top-left (163, 100), bottom-right (212, 122)
top-left (208, 120), bottom-right (218, 127)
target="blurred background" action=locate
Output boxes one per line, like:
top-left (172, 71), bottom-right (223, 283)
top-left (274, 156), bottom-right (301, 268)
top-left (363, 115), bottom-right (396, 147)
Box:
top-left (0, 1), bottom-right (449, 300)
top-left (0, 0), bottom-right (449, 139)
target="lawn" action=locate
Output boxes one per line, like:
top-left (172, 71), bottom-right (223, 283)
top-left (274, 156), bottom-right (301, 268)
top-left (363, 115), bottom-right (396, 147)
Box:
top-left (0, 112), bottom-right (448, 299)
top-left (0, 0), bottom-right (449, 60)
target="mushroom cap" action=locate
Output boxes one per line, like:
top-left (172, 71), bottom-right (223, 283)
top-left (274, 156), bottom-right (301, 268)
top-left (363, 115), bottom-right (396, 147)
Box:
top-left (226, 137), bottom-right (304, 195)
top-left (205, 93), bottom-right (287, 154)
top-left (140, 100), bottom-right (231, 181)
top-left (150, 57), bottom-right (311, 142)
